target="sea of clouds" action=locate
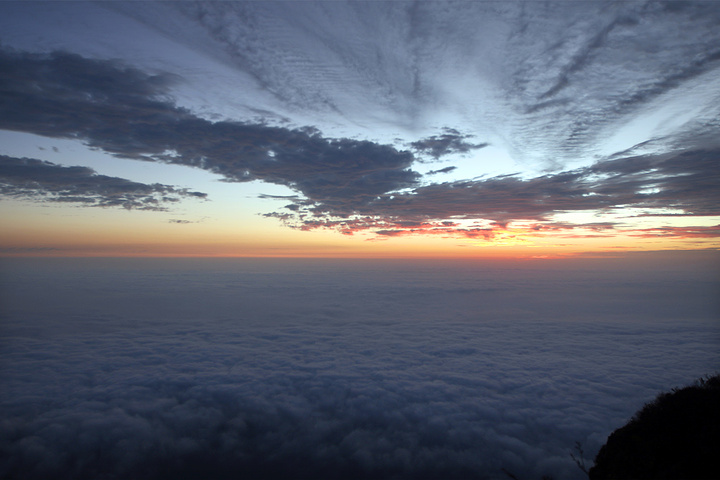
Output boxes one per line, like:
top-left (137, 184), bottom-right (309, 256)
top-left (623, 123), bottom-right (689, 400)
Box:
top-left (1, 257), bottom-right (718, 480)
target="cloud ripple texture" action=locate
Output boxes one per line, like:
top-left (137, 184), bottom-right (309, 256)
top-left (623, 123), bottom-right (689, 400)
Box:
top-left (0, 258), bottom-right (718, 480)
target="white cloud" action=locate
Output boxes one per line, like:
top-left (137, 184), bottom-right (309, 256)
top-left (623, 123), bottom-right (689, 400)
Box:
top-left (1, 258), bottom-right (717, 479)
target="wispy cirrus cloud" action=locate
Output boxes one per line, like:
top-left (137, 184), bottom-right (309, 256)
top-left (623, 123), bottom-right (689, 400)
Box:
top-left (141, 0), bottom-right (720, 166)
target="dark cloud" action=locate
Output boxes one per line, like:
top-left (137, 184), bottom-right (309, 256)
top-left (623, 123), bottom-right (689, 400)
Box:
top-left (1, 258), bottom-right (718, 480)
top-left (277, 148), bottom-right (720, 238)
top-left (258, 193), bottom-right (301, 200)
top-left (585, 149), bottom-right (720, 216)
top-left (0, 47), bottom-right (419, 213)
top-left (410, 129), bottom-right (488, 159)
top-left (426, 166), bottom-right (457, 175)
top-left (630, 225), bottom-right (720, 239)
top-left (0, 47), bottom-right (180, 139)
top-left (0, 155), bottom-right (206, 210)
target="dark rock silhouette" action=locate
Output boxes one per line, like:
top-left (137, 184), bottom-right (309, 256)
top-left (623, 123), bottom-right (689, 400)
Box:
top-left (589, 374), bottom-right (720, 480)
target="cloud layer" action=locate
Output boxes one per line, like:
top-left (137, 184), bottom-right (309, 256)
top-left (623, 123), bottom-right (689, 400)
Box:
top-left (1, 258), bottom-right (718, 480)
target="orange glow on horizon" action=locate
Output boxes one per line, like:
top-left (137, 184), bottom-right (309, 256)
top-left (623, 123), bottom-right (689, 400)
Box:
top-left (2, 236), bottom-right (717, 260)
top-left (2, 201), bottom-right (718, 259)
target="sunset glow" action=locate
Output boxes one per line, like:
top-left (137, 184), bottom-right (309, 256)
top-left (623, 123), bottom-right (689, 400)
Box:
top-left (1, 1), bottom-right (719, 259)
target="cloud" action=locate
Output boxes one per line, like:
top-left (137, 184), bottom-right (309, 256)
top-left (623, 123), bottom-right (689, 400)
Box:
top-left (0, 155), bottom-right (206, 210)
top-left (1, 258), bottom-right (718, 480)
top-left (150, 1), bottom-right (720, 167)
top-left (0, 47), bottom-right (181, 139)
top-left (257, 194), bottom-right (301, 200)
top-left (504, 1), bottom-right (720, 160)
top-left (275, 148), bottom-right (720, 238)
top-left (4, 1), bottom-right (720, 176)
top-left (1, 45), bottom-right (718, 239)
top-left (411, 129), bottom-right (488, 159)
top-left (0, 47), bottom-right (419, 215)
top-left (630, 225), bottom-right (720, 239)
top-left (426, 166), bottom-right (457, 175)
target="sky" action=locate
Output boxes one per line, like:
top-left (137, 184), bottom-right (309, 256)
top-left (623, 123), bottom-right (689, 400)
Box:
top-left (1, 0), bottom-right (719, 258)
